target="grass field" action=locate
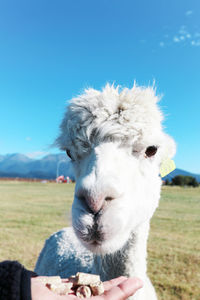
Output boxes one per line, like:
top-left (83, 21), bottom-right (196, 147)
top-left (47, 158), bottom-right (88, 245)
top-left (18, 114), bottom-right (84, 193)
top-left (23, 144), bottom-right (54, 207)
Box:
top-left (0, 181), bottom-right (199, 299)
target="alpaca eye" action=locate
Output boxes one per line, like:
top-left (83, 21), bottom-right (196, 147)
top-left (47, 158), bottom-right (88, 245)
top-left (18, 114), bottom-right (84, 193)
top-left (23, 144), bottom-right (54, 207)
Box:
top-left (145, 146), bottom-right (157, 157)
top-left (66, 149), bottom-right (72, 159)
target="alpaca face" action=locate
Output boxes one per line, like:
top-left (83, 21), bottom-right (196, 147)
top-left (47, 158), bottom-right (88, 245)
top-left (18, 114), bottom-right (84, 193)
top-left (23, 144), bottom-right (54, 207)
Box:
top-left (57, 84), bottom-right (176, 254)
top-left (71, 142), bottom-right (162, 254)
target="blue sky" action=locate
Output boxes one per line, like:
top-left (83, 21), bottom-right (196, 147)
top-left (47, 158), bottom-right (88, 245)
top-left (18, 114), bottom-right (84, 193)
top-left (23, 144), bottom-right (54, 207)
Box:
top-left (0, 0), bottom-right (200, 173)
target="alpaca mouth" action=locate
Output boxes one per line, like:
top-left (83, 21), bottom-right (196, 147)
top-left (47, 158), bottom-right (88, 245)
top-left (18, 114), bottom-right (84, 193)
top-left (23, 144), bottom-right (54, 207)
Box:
top-left (90, 240), bottom-right (102, 246)
top-left (86, 230), bottom-right (104, 244)
top-left (81, 224), bottom-right (105, 245)
top-left (81, 235), bottom-right (104, 247)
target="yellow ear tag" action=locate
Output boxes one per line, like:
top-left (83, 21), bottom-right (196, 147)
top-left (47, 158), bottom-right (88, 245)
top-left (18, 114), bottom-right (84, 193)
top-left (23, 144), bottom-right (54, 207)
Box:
top-left (160, 158), bottom-right (176, 178)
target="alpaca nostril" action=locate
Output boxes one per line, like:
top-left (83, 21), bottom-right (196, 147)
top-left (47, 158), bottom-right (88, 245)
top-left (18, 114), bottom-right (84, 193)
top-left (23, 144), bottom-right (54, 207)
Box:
top-left (78, 196), bottom-right (94, 213)
top-left (77, 194), bottom-right (86, 202)
top-left (105, 196), bottom-right (114, 201)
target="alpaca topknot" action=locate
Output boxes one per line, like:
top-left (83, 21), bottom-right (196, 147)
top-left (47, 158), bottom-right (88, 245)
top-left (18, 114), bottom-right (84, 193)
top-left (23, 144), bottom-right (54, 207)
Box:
top-left (56, 83), bottom-right (164, 156)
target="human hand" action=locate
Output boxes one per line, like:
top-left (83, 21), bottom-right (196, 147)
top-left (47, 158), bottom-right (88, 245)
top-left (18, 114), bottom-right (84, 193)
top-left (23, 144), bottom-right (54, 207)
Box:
top-left (92, 276), bottom-right (143, 300)
top-left (31, 276), bottom-right (143, 300)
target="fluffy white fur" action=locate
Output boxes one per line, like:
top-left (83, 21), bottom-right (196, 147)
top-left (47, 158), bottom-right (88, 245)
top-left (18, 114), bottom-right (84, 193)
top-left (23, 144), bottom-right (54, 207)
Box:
top-left (35, 84), bottom-right (176, 300)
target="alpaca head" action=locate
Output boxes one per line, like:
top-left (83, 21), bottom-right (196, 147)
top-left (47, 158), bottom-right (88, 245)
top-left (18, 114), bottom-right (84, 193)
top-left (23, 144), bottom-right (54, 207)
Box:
top-left (57, 84), bottom-right (176, 255)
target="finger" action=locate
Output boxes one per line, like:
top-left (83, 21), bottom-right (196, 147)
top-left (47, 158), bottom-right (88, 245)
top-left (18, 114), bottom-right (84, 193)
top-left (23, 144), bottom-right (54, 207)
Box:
top-left (33, 276), bottom-right (49, 281)
top-left (103, 276), bottom-right (127, 291)
top-left (58, 296), bottom-right (77, 299)
top-left (117, 278), bottom-right (143, 298)
top-left (92, 277), bottom-right (143, 300)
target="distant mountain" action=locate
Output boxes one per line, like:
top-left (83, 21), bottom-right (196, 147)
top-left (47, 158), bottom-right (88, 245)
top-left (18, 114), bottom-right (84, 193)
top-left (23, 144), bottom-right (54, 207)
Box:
top-left (0, 155), bottom-right (5, 162)
top-left (0, 154), bottom-right (33, 175)
top-left (0, 153), bottom-right (74, 180)
top-left (0, 153), bottom-right (199, 182)
top-left (163, 168), bottom-right (200, 183)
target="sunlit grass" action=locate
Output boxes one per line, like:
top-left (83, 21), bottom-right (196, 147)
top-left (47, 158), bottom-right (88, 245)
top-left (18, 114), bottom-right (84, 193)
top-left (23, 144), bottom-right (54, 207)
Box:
top-left (148, 186), bottom-right (200, 300)
top-left (0, 181), bottom-right (74, 267)
top-left (0, 181), bottom-right (199, 299)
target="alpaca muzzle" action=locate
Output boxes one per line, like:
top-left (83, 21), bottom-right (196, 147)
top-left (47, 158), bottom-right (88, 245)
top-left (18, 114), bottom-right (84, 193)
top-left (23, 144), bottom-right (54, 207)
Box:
top-left (76, 189), bottom-right (114, 214)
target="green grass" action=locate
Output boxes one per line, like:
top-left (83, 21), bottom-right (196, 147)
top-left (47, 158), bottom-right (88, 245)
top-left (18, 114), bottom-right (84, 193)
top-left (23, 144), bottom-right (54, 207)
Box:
top-left (0, 181), bottom-right (199, 299)
top-left (0, 181), bottom-right (74, 268)
top-left (148, 186), bottom-right (200, 300)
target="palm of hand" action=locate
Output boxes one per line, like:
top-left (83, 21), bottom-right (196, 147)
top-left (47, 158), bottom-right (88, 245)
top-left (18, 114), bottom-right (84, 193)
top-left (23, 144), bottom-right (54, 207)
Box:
top-left (31, 276), bottom-right (143, 300)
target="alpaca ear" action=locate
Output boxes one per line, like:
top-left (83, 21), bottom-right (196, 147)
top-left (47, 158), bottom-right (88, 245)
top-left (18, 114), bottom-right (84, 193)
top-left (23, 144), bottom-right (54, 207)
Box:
top-left (160, 133), bottom-right (176, 159)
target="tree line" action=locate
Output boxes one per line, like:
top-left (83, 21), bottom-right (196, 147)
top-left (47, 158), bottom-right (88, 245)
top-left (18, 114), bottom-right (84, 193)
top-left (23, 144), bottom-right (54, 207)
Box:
top-left (165, 175), bottom-right (199, 187)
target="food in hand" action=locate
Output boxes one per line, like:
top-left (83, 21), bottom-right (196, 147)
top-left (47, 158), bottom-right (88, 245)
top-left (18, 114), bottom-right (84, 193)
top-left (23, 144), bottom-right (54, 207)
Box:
top-left (39, 272), bottom-right (104, 298)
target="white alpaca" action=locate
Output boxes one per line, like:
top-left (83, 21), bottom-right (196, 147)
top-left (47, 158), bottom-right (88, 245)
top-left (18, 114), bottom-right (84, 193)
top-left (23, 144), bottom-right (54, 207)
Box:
top-left (35, 84), bottom-right (176, 300)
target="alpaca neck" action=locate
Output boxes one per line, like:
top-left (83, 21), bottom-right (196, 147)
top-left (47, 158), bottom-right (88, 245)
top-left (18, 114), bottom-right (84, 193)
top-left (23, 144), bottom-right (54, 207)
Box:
top-left (95, 221), bottom-right (150, 282)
